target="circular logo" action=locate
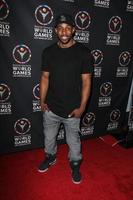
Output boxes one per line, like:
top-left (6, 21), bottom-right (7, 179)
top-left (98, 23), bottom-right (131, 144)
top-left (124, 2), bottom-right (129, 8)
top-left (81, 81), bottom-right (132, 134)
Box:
top-left (0, 83), bottom-right (11, 103)
top-left (109, 16), bottom-right (122, 33)
top-left (82, 112), bottom-right (95, 127)
top-left (75, 11), bottom-right (91, 30)
top-left (35, 5), bottom-right (53, 26)
top-left (14, 118), bottom-right (31, 135)
top-left (91, 50), bottom-right (103, 66)
top-left (110, 109), bottom-right (121, 122)
top-left (12, 44), bottom-right (31, 64)
top-left (100, 82), bottom-right (112, 97)
top-left (119, 51), bottom-right (131, 66)
top-left (33, 84), bottom-right (40, 100)
top-left (0, 0), bottom-right (9, 20)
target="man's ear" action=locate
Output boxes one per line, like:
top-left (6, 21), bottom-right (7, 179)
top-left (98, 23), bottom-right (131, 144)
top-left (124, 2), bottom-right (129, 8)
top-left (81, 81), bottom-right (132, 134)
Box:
top-left (72, 27), bottom-right (76, 35)
top-left (55, 28), bottom-right (57, 34)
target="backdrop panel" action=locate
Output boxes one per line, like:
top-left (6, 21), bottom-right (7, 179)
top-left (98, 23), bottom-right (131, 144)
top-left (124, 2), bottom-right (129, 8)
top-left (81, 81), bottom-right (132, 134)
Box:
top-left (0, 0), bottom-right (133, 154)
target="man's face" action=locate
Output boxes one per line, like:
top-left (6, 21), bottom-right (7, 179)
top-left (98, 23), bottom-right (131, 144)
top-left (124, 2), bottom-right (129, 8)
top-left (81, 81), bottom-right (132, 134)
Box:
top-left (55, 23), bottom-right (75, 45)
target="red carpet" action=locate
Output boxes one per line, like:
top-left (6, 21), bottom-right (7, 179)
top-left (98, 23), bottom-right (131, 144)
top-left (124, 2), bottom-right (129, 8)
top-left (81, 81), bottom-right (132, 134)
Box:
top-left (0, 137), bottom-right (133, 200)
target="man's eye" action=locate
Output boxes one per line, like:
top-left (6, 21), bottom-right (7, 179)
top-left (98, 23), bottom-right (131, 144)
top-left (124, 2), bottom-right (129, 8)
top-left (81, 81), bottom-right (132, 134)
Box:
top-left (66, 27), bottom-right (71, 31)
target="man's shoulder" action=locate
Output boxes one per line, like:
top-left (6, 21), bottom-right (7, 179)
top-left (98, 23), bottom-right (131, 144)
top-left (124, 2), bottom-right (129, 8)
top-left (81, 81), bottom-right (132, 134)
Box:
top-left (76, 42), bottom-right (91, 53)
top-left (42, 43), bottom-right (57, 53)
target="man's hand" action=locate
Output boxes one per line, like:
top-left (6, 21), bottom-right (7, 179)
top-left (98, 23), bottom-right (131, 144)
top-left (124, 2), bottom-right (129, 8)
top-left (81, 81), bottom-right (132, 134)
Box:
top-left (68, 106), bottom-right (85, 118)
top-left (40, 102), bottom-right (49, 112)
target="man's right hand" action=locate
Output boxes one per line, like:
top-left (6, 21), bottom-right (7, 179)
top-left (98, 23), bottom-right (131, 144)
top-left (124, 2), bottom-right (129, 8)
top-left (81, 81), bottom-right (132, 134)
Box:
top-left (40, 102), bottom-right (49, 112)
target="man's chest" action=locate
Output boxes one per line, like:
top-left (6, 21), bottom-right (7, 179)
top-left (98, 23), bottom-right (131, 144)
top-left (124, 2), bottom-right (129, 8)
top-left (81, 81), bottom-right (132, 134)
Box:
top-left (48, 51), bottom-right (81, 75)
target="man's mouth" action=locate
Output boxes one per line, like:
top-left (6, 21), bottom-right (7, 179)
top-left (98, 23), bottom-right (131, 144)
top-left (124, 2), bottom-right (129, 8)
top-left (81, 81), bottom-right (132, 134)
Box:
top-left (61, 36), bottom-right (69, 40)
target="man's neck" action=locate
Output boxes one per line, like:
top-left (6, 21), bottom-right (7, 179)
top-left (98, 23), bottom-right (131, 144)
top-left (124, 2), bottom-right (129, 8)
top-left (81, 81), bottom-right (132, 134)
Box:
top-left (58, 39), bottom-right (76, 48)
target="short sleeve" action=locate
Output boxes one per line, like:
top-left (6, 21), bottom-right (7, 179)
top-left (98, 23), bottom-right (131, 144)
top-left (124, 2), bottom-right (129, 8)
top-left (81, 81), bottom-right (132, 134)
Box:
top-left (81, 50), bottom-right (93, 74)
top-left (41, 48), bottom-right (50, 72)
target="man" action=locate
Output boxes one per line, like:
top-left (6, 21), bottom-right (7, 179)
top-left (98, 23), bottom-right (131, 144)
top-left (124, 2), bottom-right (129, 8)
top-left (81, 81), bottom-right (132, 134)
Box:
top-left (38, 13), bottom-right (93, 184)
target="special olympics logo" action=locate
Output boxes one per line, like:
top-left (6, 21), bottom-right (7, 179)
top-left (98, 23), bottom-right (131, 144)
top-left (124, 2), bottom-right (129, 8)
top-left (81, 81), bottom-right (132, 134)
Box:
top-left (100, 82), bottom-right (112, 97)
top-left (119, 51), bottom-right (131, 66)
top-left (75, 11), bottom-right (91, 30)
top-left (109, 16), bottom-right (122, 33)
top-left (12, 44), bottom-right (31, 64)
top-left (33, 84), bottom-right (40, 100)
top-left (35, 5), bottom-right (53, 26)
top-left (110, 109), bottom-right (121, 122)
top-left (91, 50), bottom-right (103, 66)
top-left (14, 118), bottom-right (31, 135)
top-left (0, 83), bottom-right (11, 103)
top-left (82, 112), bottom-right (95, 127)
top-left (0, 0), bottom-right (9, 20)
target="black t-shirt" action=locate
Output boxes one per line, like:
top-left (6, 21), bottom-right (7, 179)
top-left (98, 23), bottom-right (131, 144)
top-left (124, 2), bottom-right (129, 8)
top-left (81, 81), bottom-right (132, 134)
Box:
top-left (41, 42), bottom-right (93, 118)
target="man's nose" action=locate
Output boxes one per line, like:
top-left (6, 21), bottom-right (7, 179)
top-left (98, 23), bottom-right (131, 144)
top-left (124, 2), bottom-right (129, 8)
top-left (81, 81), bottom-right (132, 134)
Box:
top-left (62, 28), bottom-right (67, 35)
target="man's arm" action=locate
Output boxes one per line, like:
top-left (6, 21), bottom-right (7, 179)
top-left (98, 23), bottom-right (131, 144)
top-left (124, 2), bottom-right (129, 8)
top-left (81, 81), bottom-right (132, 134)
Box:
top-left (39, 71), bottom-right (50, 112)
top-left (69, 73), bottom-right (91, 118)
top-left (80, 73), bottom-right (91, 112)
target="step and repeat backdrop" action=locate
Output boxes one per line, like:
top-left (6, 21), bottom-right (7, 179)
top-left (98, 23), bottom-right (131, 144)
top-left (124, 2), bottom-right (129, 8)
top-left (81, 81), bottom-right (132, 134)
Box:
top-left (0, 0), bottom-right (133, 154)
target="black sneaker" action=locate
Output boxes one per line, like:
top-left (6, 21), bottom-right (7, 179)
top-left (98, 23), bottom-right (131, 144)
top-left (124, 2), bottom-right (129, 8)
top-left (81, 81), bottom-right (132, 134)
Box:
top-left (70, 161), bottom-right (82, 184)
top-left (38, 154), bottom-right (56, 173)
top-left (72, 169), bottom-right (82, 184)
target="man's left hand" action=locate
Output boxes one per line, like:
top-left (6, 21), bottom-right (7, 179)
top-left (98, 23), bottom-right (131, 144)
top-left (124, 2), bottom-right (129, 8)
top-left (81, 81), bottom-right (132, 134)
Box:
top-left (68, 107), bottom-right (85, 118)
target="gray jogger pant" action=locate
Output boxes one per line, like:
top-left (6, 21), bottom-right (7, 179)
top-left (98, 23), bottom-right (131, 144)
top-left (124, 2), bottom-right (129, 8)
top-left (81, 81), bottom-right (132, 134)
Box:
top-left (43, 110), bottom-right (82, 161)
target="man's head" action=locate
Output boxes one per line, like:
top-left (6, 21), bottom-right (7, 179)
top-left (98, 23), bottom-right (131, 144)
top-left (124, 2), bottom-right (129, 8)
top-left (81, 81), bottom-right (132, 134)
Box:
top-left (54, 14), bottom-right (75, 46)
top-left (55, 14), bottom-right (75, 28)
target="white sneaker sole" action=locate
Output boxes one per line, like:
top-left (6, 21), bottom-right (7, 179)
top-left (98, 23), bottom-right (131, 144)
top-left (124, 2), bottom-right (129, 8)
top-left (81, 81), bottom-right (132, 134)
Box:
top-left (72, 179), bottom-right (82, 184)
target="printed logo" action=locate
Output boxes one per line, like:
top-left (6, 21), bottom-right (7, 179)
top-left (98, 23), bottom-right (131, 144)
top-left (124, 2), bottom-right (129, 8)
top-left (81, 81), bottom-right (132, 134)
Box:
top-left (126, 0), bottom-right (133, 12)
top-left (91, 50), bottom-right (103, 77)
top-left (119, 51), bottom-right (131, 67)
top-left (82, 112), bottom-right (95, 127)
top-left (12, 44), bottom-right (31, 64)
top-left (100, 82), bottom-right (112, 97)
top-left (107, 109), bottom-right (121, 130)
top-left (33, 84), bottom-right (40, 100)
top-left (81, 112), bottom-right (95, 135)
top-left (33, 84), bottom-right (41, 112)
top-left (14, 118), bottom-right (31, 147)
top-left (99, 82), bottom-right (112, 107)
top-left (116, 51), bottom-right (131, 77)
top-left (0, 83), bottom-right (12, 115)
top-left (0, 0), bottom-right (9, 20)
top-left (57, 124), bottom-right (65, 140)
top-left (110, 109), bottom-right (121, 122)
top-left (109, 16), bottom-right (122, 34)
top-left (14, 118), bottom-right (31, 135)
top-left (91, 50), bottom-right (103, 67)
top-left (0, 83), bottom-right (11, 102)
top-left (34, 4), bottom-right (53, 40)
top-left (94, 0), bottom-right (110, 8)
top-left (0, 0), bottom-right (10, 37)
top-left (35, 5), bottom-right (53, 26)
top-left (12, 44), bottom-right (32, 77)
top-left (106, 16), bottom-right (122, 46)
top-left (75, 11), bottom-right (91, 30)
top-left (74, 11), bottom-right (91, 43)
